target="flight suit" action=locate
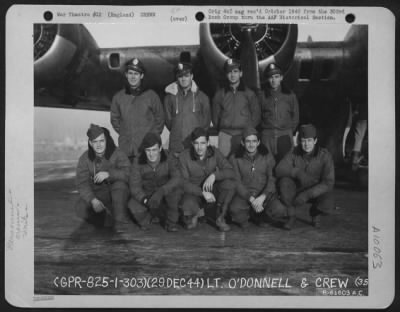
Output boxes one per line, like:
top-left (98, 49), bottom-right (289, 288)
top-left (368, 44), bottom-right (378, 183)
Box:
top-left (75, 148), bottom-right (130, 226)
top-left (128, 150), bottom-right (182, 228)
top-left (178, 146), bottom-right (235, 224)
top-left (164, 81), bottom-right (211, 154)
top-left (229, 150), bottom-right (285, 225)
top-left (111, 87), bottom-right (164, 160)
top-left (275, 145), bottom-right (335, 218)
top-left (259, 86), bottom-right (299, 161)
top-left (212, 81), bottom-right (261, 157)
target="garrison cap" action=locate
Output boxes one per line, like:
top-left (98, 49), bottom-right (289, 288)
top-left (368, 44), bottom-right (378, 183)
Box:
top-left (224, 58), bottom-right (241, 73)
top-left (87, 124), bottom-right (105, 141)
top-left (175, 62), bottom-right (193, 77)
top-left (126, 58), bottom-right (145, 74)
top-left (191, 127), bottom-right (209, 142)
top-left (299, 124), bottom-right (317, 139)
top-left (242, 127), bottom-right (259, 140)
top-left (141, 132), bottom-right (162, 149)
top-left (264, 63), bottom-right (282, 78)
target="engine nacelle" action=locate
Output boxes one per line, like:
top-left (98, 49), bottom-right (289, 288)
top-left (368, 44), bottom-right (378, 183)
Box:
top-left (34, 24), bottom-right (99, 88)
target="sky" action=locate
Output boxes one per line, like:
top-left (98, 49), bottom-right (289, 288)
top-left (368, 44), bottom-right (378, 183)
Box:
top-left (35, 23), bottom-right (351, 146)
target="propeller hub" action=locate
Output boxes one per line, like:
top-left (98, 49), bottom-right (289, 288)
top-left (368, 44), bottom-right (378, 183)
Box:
top-left (210, 23), bottom-right (290, 61)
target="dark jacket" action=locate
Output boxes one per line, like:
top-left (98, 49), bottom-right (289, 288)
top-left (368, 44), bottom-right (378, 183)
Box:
top-left (212, 81), bottom-right (261, 136)
top-left (129, 150), bottom-right (182, 202)
top-left (178, 146), bottom-right (235, 196)
top-left (76, 148), bottom-right (130, 204)
top-left (230, 147), bottom-right (276, 200)
top-left (275, 145), bottom-right (335, 198)
top-left (259, 85), bottom-right (299, 133)
top-left (164, 81), bottom-right (211, 153)
top-left (111, 87), bottom-right (165, 157)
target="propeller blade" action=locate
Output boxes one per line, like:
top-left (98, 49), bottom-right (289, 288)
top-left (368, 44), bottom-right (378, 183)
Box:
top-left (240, 28), bottom-right (260, 91)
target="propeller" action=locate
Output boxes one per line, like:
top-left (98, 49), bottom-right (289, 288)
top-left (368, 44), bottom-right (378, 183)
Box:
top-left (34, 24), bottom-right (58, 61)
top-left (200, 23), bottom-right (298, 93)
top-left (209, 24), bottom-right (290, 62)
top-left (239, 25), bottom-right (260, 91)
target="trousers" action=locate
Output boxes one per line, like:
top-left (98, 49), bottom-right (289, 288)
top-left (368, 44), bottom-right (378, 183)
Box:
top-left (261, 129), bottom-right (293, 162)
top-left (181, 179), bottom-right (235, 223)
top-left (278, 177), bottom-right (335, 216)
top-left (128, 189), bottom-right (182, 226)
top-left (75, 181), bottom-right (129, 225)
top-left (229, 194), bottom-right (287, 224)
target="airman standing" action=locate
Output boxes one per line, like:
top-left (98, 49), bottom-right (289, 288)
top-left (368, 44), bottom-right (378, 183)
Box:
top-left (212, 58), bottom-right (260, 157)
top-left (111, 58), bottom-right (165, 162)
top-left (259, 63), bottom-right (299, 162)
top-left (164, 62), bottom-right (211, 156)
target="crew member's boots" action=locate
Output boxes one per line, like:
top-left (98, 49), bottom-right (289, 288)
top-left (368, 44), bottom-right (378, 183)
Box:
top-left (165, 222), bottom-right (179, 232)
top-left (283, 206), bottom-right (296, 230)
top-left (311, 215), bottom-right (321, 228)
top-left (185, 213), bottom-right (199, 230)
top-left (216, 214), bottom-right (231, 232)
top-left (138, 213), bottom-right (152, 231)
top-left (215, 203), bottom-right (231, 232)
top-left (103, 209), bottom-right (114, 228)
top-left (111, 187), bottom-right (131, 233)
top-left (197, 208), bottom-right (206, 224)
top-left (310, 205), bottom-right (322, 228)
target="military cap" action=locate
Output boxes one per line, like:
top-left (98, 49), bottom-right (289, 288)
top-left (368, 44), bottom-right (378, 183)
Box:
top-left (242, 127), bottom-right (259, 140)
top-left (224, 58), bottom-right (241, 73)
top-left (126, 58), bottom-right (145, 74)
top-left (141, 132), bottom-right (162, 149)
top-left (299, 124), bottom-right (317, 139)
top-left (87, 124), bottom-right (105, 141)
top-left (264, 63), bottom-right (282, 78)
top-left (191, 127), bottom-right (209, 142)
top-left (174, 62), bottom-right (193, 77)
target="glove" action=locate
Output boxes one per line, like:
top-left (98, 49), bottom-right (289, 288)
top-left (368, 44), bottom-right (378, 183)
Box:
top-left (296, 170), bottom-right (316, 186)
top-left (293, 191), bottom-right (310, 206)
top-left (148, 189), bottom-right (164, 210)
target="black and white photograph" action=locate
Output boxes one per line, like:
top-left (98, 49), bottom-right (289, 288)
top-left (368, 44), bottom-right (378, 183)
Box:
top-left (5, 5), bottom-right (396, 309)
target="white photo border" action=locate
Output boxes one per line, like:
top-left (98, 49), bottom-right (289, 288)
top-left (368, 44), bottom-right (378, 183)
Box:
top-left (4, 4), bottom-right (396, 308)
